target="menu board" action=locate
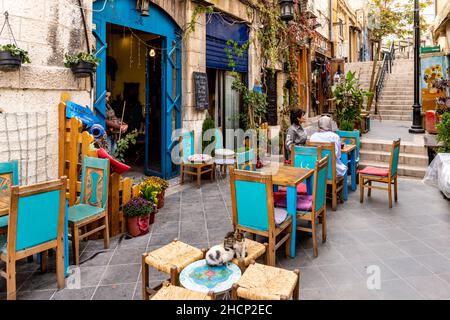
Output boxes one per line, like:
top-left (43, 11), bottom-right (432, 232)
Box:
top-left (193, 72), bottom-right (209, 110)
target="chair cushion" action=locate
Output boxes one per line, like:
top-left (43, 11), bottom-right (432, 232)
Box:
top-left (278, 184), bottom-right (307, 195)
top-left (274, 208), bottom-right (288, 225)
top-left (215, 148), bottom-right (235, 157)
top-left (68, 204), bottom-right (105, 223)
top-left (0, 215), bottom-right (8, 228)
top-left (187, 154), bottom-right (212, 163)
top-left (236, 263), bottom-right (298, 300)
top-left (359, 166), bottom-right (389, 177)
top-left (274, 193), bottom-right (313, 212)
top-left (145, 240), bottom-right (204, 274)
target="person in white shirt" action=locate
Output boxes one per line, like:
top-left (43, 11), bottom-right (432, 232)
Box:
top-left (310, 115), bottom-right (348, 177)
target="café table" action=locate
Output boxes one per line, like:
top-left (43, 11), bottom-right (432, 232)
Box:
top-left (340, 144), bottom-right (357, 200)
top-left (179, 259), bottom-right (241, 299)
top-left (260, 164), bottom-right (315, 258)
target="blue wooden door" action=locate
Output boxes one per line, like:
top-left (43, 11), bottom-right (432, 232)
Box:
top-left (93, 0), bottom-right (182, 179)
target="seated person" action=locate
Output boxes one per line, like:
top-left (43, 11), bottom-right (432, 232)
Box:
top-left (310, 115), bottom-right (347, 177)
top-left (285, 108), bottom-right (307, 162)
top-left (105, 91), bottom-right (128, 154)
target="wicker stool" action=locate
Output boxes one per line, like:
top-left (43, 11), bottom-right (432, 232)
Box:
top-left (142, 239), bottom-right (205, 300)
top-left (231, 239), bottom-right (268, 272)
top-left (151, 282), bottom-right (215, 300)
top-left (231, 262), bottom-right (300, 300)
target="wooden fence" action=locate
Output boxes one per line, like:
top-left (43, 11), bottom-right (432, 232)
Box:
top-left (58, 93), bottom-right (140, 236)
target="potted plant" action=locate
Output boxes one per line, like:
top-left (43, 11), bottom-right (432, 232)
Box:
top-left (0, 44), bottom-right (30, 71)
top-left (437, 111), bottom-right (450, 153)
top-left (123, 197), bottom-right (156, 237)
top-left (141, 176), bottom-right (169, 209)
top-left (333, 71), bottom-right (370, 131)
top-left (64, 52), bottom-right (100, 78)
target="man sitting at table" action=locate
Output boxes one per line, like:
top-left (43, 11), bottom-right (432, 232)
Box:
top-left (310, 115), bottom-right (347, 177)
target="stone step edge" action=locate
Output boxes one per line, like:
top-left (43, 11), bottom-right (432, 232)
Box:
top-left (360, 149), bottom-right (428, 159)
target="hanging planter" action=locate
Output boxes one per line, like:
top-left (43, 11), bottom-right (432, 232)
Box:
top-left (64, 52), bottom-right (100, 78)
top-left (0, 12), bottom-right (30, 71)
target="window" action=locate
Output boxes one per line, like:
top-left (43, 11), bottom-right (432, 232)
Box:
top-left (339, 19), bottom-right (343, 37)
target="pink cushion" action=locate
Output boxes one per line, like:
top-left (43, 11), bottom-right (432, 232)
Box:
top-left (278, 184), bottom-right (307, 195)
top-left (274, 192), bottom-right (313, 212)
top-left (274, 208), bottom-right (288, 225)
top-left (359, 166), bottom-right (389, 177)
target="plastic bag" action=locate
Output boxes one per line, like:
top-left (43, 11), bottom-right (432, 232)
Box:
top-left (423, 153), bottom-right (450, 198)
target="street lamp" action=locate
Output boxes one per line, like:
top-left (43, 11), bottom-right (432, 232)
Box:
top-left (279, 0), bottom-right (295, 22)
top-left (409, 0), bottom-right (425, 133)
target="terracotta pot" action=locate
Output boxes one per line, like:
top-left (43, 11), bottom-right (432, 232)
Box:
top-left (157, 191), bottom-right (165, 209)
top-left (127, 214), bottom-right (151, 237)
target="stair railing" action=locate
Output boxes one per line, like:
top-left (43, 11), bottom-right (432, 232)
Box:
top-left (374, 43), bottom-right (395, 114)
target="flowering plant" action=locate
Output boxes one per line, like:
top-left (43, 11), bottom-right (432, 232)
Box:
top-left (123, 197), bottom-right (156, 218)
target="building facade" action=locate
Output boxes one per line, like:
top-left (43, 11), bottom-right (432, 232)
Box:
top-left (432, 0), bottom-right (450, 52)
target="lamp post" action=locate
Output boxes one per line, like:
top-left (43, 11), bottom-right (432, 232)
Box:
top-left (409, 0), bottom-right (425, 134)
top-left (279, 0), bottom-right (295, 22)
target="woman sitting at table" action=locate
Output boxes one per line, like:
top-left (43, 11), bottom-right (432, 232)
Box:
top-left (285, 108), bottom-right (307, 162)
top-left (310, 115), bottom-right (347, 177)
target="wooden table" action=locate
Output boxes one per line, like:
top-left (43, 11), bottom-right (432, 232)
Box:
top-left (341, 144), bottom-right (357, 200)
top-left (260, 164), bottom-right (314, 258)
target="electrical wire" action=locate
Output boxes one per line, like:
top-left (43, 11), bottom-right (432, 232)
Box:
top-left (64, 0), bottom-right (108, 12)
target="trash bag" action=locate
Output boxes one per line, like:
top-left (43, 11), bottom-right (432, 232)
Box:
top-left (423, 153), bottom-right (450, 198)
top-left (66, 101), bottom-right (102, 128)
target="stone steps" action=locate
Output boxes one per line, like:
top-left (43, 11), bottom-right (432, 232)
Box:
top-left (361, 139), bottom-right (426, 155)
top-left (377, 105), bottom-right (413, 111)
top-left (373, 114), bottom-right (412, 121)
top-left (360, 149), bottom-right (428, 166)
top-left (379, 110), bottom-right (412, 116)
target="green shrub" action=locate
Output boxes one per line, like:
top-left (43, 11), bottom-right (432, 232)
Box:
top-left (0, 44), bottom-right (30, 63)
top-left (437, 112), bottom-right (450, 153)
top-left (202, 116), bottom-right (216, 153)
top-left (64, 52), bottom-right (100, 68)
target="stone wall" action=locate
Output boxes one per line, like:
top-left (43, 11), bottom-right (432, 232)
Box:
top-left (0, 0), bottom-right (93, 181)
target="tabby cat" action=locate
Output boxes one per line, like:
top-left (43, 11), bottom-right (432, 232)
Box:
top-left (205, 230), bottom-right (248, 266)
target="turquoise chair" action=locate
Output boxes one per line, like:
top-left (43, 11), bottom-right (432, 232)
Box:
top-left (236, 148), bottom-right (256, 171)
top-left (297, 157), bottom-right (329, 257)
top-left (336, 130), bottom-right (360, 163)
top-left (359, 139), bottom-right (401, 208)
top-left (0, 160), bottom-right (19, 229)
top-left (229, 167), bottom-right (292, 267)
top-left (179, 130), bottom-right (215, 187)
top-left (68, 156), bottom-right (110, 265)
top-left (0, 177), bottom-right (66, 300)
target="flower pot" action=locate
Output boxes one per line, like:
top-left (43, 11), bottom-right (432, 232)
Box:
top-left (157, 191), bottom-right (165, 209)
top-left (127, 214), bottom-right (151, 237)
top-left (0, 51), bottom-right (21, 71)
top-left (70, 61), bottom-right (95, 78)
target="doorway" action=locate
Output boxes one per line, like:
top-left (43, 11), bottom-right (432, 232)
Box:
top-left (105, 23), bottom-right (163, 176)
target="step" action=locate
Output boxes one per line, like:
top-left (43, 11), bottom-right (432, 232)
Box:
top-left (375, 115), bottom-right (412, 121)
top-left (377, 105), bottom-right (413, 111)
top-left (381, 91), bottom-right (414, 95)
top-left (359, 160), bottom-right (426, 178)
top-left (379, 110), bottom-right (413, 116)
top-left (378, 101), bottom-right (414, 106)
top-left (360, 149), bottom-right (429, 166)
top-left (361, 140), bottom-right (427, 155)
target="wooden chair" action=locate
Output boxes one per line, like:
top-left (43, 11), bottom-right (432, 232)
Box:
top-left (68, 156), bottom-right (110, 265)
top-left (230, 239), bottom-right (267, 272)
top-left (151, 281), bottom-right (215, 300)
top-left (236, 148), bottom-right (256, 171)
top-left (229, 167), bottom-right (292, 267)
top-left (213, 127), bottom-right (235, 175)
top-left (307, 141), bottom-right (345, 211)
top-left (359, 139), bottom-right (401, 208)
top-left (297, 157), bottom-right (329, 257)
top-left (231, 262), bottom-right (300, 300)
top-left (0, 160), bottom-right (19, 231)
top-left (0, 177), bottom-right (66, 300)
top-left (336, 130), bottom-right (360, 164)
top-left (142, 239), bottom-right (205, 300)
top-left (179, 130), bottom-right (215, 188)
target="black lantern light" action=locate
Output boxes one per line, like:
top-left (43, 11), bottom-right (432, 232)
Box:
top-left (280, 0), bottom-right (295, 22)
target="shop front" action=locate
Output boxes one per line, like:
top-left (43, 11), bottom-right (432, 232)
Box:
top-left (310, 32), bottom-right (333, 116)
top-left (205, 12), bottom-right (249, 138)
top-left (93, 0), bottom-right (181, 179)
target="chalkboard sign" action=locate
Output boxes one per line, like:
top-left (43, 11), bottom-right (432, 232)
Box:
top-left (193, 72), bottom-right (209, 110)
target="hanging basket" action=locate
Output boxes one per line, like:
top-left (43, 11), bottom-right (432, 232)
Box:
top-left (70, 61), bottom-right (95, 78)
top-left (0, 51), bottom-right (21, 71)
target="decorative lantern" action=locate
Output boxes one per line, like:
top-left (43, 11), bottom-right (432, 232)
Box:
top-left (136, 0), bottom-right (150, 16)
top-left (279, 0), bottom-right (295, 22)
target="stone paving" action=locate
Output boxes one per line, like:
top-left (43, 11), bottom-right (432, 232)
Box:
top-left (1, 173), bottom-right (450, 300)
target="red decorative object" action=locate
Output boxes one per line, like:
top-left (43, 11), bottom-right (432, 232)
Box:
top-left (278, 184), bottom-right (308, 194)
top-left (425, 111), bottom-right (439, 134)
top-left (127, 214), bottom-right (152, 237)
top-left (97, 148), bottom-right (131, 174)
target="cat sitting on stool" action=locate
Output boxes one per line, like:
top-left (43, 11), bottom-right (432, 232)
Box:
top-left (206, 230), bottom-right (248, 266)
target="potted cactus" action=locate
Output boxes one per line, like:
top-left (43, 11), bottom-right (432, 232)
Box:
top-left (0, 44), bottom-right (30, 71)
top-left (123, 197), bottom-right (156, 237)
top-left (141, 176), bottom-right (169, 209)
top-left (64, 52), bottom-right (100, 78)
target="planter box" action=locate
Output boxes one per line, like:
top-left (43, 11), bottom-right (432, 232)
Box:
top-left (126, 214), bottom-right (153, 237)
top-left (70, 61), bottom-right (95, 78)
top-left (0, 51), bottom-right (21, 71)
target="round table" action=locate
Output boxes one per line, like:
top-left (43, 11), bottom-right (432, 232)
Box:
top-left (179, 259), bottom-right (241, 297)
top-left (214, 149), bottom-right (236, 176)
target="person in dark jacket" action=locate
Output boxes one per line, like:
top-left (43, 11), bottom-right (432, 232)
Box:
top-left (285, 108), bottom-right (307, 161)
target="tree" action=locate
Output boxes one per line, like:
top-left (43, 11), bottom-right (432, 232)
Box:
top-left (366, 0), bottom-right (431, 113)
